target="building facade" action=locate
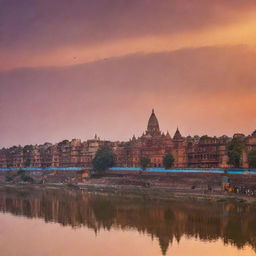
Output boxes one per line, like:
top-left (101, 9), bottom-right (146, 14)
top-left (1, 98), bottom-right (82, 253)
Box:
top-left (112, 110), bottom-right (231, 168)
top-left (0, 110), bottom-right (256, 169)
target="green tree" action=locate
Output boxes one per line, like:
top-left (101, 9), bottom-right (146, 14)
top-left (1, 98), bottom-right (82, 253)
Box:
top-left (228, 151), bottom-right (241, 168)
top-left (92, 147), bottom-right (115, 173)
top-left (140, 157), bottom-right (150, 171)
top-left (248, 148), bottom-right (256, 168)
top-left (163, 153), bottom-right (174, 169)
top-left (227, 138), bottom-right (244, 168)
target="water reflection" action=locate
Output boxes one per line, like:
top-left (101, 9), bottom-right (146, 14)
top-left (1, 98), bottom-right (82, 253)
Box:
top-left (0, 186), bottom-right (256, 255)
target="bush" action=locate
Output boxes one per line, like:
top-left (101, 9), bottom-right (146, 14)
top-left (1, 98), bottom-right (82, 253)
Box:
top-left (5, 175), bottom-right (13, 182)
top-left (21, 174), bottom-right (34, 183)
top-left (17, 169), bottom-right (25, 175)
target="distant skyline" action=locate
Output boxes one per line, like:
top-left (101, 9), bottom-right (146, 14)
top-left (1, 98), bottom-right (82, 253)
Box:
top-left (1, 0), bottom-right (256, 147)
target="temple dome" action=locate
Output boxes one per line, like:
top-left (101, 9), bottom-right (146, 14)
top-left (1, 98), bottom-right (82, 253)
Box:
top-left (146, 109), bottom-right (160, 136)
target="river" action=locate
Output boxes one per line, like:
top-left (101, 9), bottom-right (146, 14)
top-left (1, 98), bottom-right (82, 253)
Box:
top-left (0, 186), bottom-right (255, 256)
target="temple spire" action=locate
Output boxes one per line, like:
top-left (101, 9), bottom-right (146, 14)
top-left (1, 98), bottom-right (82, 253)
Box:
top-left (173, 127), bottom-right (182, 140)
top-left (146, 109), bottom-right (160, 136)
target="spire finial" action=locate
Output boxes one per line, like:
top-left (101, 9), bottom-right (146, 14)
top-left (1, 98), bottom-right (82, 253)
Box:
top-left (152, 108), bottom-right (154, 114)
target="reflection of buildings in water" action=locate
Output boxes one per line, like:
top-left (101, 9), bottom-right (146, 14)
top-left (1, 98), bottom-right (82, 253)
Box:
top-left (0, 188), bottom-right (256, 255)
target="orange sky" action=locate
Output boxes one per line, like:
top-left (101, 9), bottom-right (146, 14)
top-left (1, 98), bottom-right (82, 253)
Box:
top-left (1, 0), bottom-right (256, 146)
top-left (2, 12), bottom-right (256, 71)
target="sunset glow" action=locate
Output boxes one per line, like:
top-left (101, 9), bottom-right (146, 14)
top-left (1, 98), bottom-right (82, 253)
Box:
top-left (2, 14), bottom-right (256, 70)
top-left (1, 0), bottom-right (256, 146)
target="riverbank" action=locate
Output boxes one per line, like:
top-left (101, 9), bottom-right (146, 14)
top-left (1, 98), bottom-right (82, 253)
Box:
top-left (77, 171), bottom-right (256, 202)
top-left (1, 171), bottom-right (256, 203)
top-left (0, 182), bottom-right (255, 204)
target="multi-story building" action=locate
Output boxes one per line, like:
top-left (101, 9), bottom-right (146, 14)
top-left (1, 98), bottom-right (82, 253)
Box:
top-left (243, 133), bottom-right (256, 168)
top-left (5, 146), bottom-right (24, 168)
top-left (30, 145), bottom-right (41, 168)
top-left (0, 110), bottom-right (256, 169)
top-left (186, 136), bottom-right (229, 168)
top-left (0, 149), bottom-right (7, 168)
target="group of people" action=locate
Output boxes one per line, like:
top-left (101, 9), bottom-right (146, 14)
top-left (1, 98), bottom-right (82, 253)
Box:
top-left (224, 184), bottom-right (256, 196)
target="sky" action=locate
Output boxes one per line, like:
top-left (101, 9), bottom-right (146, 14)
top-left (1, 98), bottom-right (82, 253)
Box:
top-left (1, 0), bottom-right (256, 147)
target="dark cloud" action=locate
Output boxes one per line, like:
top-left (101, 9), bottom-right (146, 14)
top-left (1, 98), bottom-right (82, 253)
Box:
top-left (1, 46), bottom-right (256, 147)
top-left (1, 0), bottom-right (256, 53)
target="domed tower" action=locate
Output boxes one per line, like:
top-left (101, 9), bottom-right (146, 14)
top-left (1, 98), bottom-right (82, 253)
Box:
top-left (146, 109), bottom-right (161, 136)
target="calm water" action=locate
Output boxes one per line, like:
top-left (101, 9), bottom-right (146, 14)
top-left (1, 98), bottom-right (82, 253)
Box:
top-left (0, 187), bottom-right (255, 256)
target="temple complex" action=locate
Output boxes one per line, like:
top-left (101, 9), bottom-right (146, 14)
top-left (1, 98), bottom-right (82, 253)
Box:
top-left (0, 110), bottom-right (256, 169)
top-left (113, 109), bottom-right (187, 168)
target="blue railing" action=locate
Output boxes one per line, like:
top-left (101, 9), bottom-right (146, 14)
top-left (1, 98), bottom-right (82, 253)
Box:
top-left (0, 167), bottom-right (84, 172)
top-left (0, 167), bottom-right (256, 175)
top-left (109, 167), bottom-right (256, 175)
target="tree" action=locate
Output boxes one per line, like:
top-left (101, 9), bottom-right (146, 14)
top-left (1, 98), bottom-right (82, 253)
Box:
top-left (248, 148), bottom-right (256, 168)
top-left (92, 147), bottom-right (115, 173)
top-left (227, 138), bottom-right (245, 168)
top-left (201, 135), bottom-right (211, 139)
top-left (58, 140), bottom-right (69, 146)
top-left (140, 157), bottom-right (150, 171)
top-left (163, 153), bottom-right (174, 169)
top-left (228, 151), bottom-right (241, 168)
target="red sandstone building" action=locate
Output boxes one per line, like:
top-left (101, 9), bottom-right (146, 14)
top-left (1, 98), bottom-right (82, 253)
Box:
top-left (0, 110), bottom-right (256, 169)
top-left (113, 109), bottom-right (229, 168)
